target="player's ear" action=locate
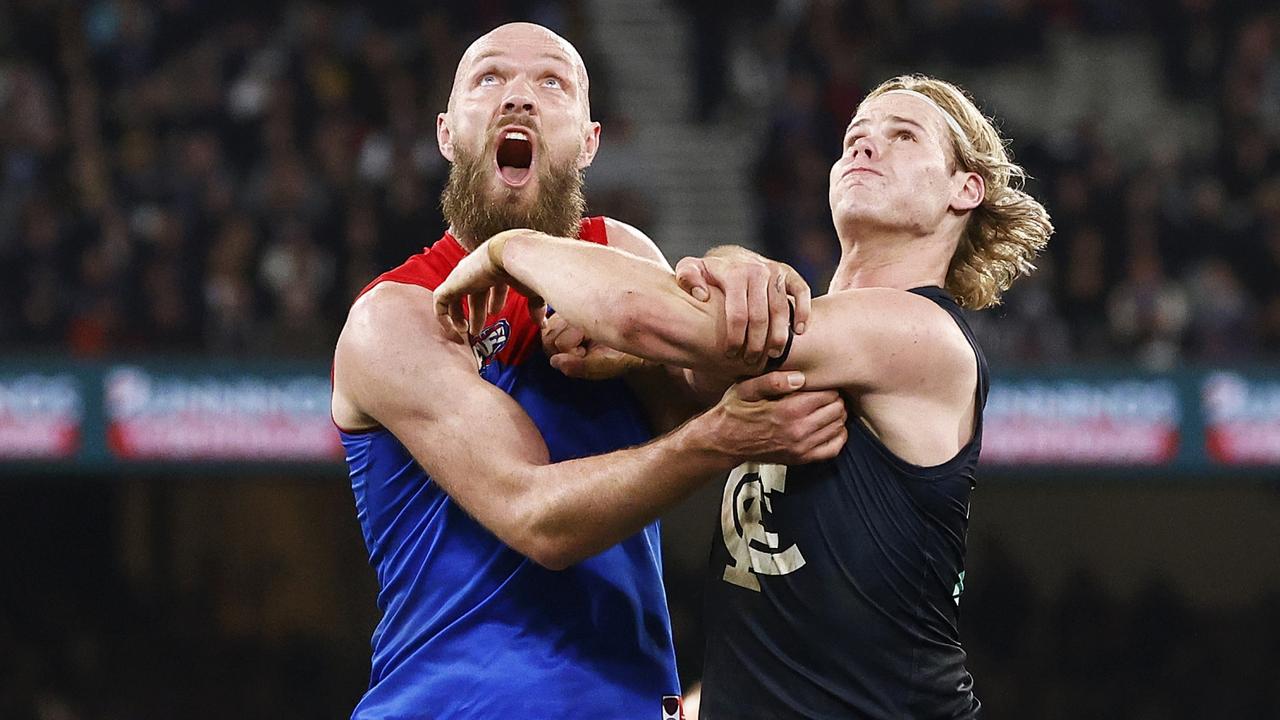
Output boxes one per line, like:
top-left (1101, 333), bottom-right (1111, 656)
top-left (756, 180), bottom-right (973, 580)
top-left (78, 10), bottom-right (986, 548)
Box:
top-left (576, 121), bottom-right (601, 170)
top-left (437, 113), bottom-right (455, 162)
top-left (950, 171), bottom-right (984, 213)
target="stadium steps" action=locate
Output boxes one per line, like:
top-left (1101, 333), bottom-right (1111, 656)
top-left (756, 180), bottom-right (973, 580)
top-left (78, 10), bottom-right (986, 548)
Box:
top-left (585, 9), bottom-right (1214, 261)
top-left (584, 0), bottom-right (765, 261)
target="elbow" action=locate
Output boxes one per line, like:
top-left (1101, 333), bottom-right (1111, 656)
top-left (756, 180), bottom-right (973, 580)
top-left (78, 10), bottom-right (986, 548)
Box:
top-left (519, 533), bottom-right (584, 572)
top-left (508, 499), bottom-right (588, 571)
top-left (489, 472), bottom-right (595, 571)
top-left (526, 544), bottom-right (576, 572)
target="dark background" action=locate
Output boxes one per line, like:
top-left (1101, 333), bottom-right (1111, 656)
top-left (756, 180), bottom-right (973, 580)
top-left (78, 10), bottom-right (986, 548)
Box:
top-left (2, 1), bottom-right (1278, 717)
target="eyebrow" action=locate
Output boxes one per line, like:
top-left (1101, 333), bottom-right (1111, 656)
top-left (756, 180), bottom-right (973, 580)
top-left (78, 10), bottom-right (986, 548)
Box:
top-left (846, 114), bottom-right (930, 135)
top-left (470, 50), bottom-right (574, 71)
top-left (539, 51), bottom-right (573, 65)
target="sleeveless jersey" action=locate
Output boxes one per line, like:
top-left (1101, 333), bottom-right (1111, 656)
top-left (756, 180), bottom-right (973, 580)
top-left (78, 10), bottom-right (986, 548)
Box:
top-left (338, 217), bottom-right (681, 719)
top-left (700, 286), bottom-right (987, 720)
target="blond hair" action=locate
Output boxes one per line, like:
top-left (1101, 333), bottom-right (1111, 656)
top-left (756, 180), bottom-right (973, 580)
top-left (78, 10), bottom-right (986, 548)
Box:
top-left (863, 75), bottom-right (1053, 310)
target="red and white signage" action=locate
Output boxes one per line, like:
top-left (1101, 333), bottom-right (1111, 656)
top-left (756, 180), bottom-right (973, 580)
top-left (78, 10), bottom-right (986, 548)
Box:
top-left (983, 379), bottom-right (1181, 465)
top-left (1202, 372), bottom-right (1280, 465)
top-left (104, 366), bottom-right (342, 461)
top-left (0, 374), bottom-right (82, 459)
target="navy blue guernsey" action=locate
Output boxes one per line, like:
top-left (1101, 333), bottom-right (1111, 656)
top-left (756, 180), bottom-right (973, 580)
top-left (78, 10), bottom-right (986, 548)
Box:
top-left (700, 286), bottom-right (987, 720)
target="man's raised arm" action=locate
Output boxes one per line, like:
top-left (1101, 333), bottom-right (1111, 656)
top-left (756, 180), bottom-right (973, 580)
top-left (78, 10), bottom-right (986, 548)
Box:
top-left (433, 230), bottom-right (973, 396)
top-left (435, 230), bottom-right (769, 377)
top-left (334, 281), bottom-right (847, 570)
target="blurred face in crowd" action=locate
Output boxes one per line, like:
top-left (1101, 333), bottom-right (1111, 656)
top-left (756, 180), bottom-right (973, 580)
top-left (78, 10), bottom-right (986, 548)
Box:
top-left (438, 23), bottom-right (600, 246)
top-left (829, 92), bottom-right (981, 245)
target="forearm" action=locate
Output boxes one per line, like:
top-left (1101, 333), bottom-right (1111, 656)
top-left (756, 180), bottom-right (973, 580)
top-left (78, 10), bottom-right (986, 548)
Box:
top-left (348, 280), bottom-right (753, 571)
top-left (499, 231), bottom-right (755, 374)
top-left (512, 409), bottom-right (734, 569)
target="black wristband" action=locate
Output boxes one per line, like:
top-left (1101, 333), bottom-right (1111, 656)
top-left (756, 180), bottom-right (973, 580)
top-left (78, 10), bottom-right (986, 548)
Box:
top-left (762, 300), bottom-right (796, 372)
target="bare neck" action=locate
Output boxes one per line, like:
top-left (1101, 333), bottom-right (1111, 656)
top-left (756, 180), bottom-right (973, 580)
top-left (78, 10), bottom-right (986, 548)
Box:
top-left (829, 228), bottom-right (956, 295)
top-left (448, 226), bottom-right (480, 253)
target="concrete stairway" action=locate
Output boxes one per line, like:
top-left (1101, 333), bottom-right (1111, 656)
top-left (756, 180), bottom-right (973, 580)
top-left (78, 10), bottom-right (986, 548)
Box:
top-left (583, 0), bottom-right (763, 260)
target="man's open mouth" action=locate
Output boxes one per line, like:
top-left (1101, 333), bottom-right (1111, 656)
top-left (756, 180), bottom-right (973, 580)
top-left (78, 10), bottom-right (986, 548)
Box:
top-left (496, 129), bottom-right (535, 186)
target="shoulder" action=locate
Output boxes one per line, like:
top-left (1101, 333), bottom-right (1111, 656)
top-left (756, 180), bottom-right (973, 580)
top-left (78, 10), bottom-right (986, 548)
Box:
top-left (334, 281), bottom-right (452, 429)
top-left (836, 287), bottom-right (973, 365)
top-left (795, 287), bottom-right (975, 395)
top-left (346, 281), bottom-right (438, 339)
top-left (335, 280), bottom-right (479, 422)
top-left (339, 281), bottom-right (462, 381)
top-left (828, 286), bottom-right (965, 334)
top-left (601, 216), bottom-right (671, 269)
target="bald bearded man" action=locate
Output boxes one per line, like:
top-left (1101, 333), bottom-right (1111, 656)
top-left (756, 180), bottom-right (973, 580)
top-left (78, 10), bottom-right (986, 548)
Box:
top-left (330, 23), bottom-right (842, 719)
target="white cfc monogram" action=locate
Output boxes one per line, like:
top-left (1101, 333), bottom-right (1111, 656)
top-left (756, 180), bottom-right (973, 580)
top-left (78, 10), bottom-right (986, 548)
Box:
top-left (720, 462), bottom-right (806, 591)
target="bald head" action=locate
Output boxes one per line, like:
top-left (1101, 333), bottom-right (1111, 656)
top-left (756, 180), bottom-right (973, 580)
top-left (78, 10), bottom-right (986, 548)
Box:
top-left (435, 22), bottom-right (602, 245)
top-left (448, 23), bottom-right (591, 115)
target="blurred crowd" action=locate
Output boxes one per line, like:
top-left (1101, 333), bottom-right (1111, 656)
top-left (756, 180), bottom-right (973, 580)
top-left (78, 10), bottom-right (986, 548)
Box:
top-left (3, 1), bottom-right (1278, 366)
top-left (4, 3), bottom-right (1279, 718)
top-left (739, 0), bottom-right (1280, 367)
top-left (0, 0), bottom-right (604, 357)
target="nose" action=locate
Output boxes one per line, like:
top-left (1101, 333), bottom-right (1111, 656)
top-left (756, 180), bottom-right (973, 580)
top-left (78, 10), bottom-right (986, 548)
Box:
top-left (850, 135), bottom-right (876, 160)
top-left (502, 88), bottom-right (537, 116)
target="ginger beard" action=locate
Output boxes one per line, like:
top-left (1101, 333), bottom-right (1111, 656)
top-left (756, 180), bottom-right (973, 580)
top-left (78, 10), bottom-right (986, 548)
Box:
top-left (441, 125), bottom-right (587, 246)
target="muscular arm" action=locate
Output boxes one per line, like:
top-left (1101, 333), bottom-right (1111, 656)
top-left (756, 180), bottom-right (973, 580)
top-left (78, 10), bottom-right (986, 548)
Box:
top-left (598, 218), bottom-right (708, 426)
top-left (490, 231), bottom-right (972, 395)
top-left (498, 231), bottom-right (764, 376)
top-left (543, 218), bottom-right (762, 423)
top-left (333, 281), bottom-right (844, 570)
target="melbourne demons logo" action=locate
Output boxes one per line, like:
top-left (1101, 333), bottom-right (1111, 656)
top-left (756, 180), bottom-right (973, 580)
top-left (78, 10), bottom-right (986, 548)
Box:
top-left (720, 463), bottom-right (806, 591)
top-left (471, 320), bottom-right (510, 370)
